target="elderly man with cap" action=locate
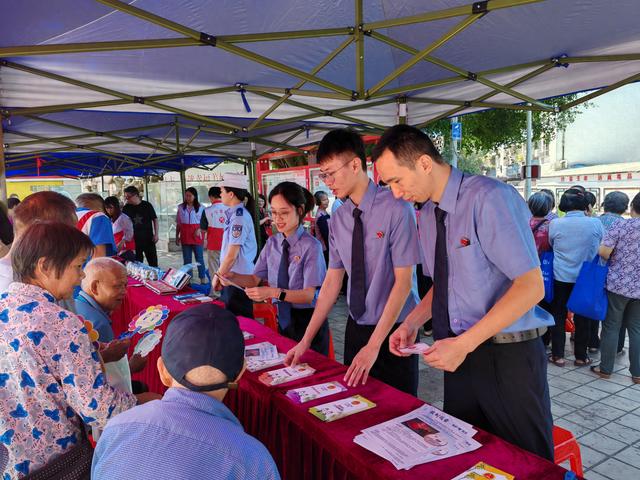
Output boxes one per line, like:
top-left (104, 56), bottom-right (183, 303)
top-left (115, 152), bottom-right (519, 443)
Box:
top-left (91, 304), bottom-right (280, 480)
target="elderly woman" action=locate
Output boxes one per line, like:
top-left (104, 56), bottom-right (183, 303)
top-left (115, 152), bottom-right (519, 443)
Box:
top-left (548, 188), bottom-right (604, 366)
top-left (0, 222), bottom-right (143, 479)
top-left (528, 192), bottom-right (554, 255)
top-left (592, 193), bottom-right (640, 384)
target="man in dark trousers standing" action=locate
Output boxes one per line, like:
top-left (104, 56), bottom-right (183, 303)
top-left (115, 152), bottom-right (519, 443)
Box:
top-left (379, 125), bottom-right (554, 460)
top-left (123, 186), bottom-right (159, 267)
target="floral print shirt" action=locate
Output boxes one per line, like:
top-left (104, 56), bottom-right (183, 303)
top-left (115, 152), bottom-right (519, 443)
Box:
top-left (602, 218), bottom-right (640, 299)
top-left (0, 283), bottom-right (136, 479)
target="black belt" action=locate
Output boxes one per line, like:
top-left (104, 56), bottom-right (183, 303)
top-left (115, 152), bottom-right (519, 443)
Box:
top-left (487, 327), bottom-right (547, 345)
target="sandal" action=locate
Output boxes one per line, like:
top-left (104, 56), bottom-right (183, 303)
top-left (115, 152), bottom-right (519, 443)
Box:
top-left (633, 377), bottom-right (640, 385)
top-left (590, 365), bottom-right (611, 379)
top-left (548, 355), bottom-right (565, 367)
top-left (574, 357), bottom-right (593, 367)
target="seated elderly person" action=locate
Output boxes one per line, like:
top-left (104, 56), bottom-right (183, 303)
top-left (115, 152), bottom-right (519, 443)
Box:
top-left (0, 222), bottom-right (157, 479)
top-left (92, 304), bottom-right (280, 480)
top-left (0, 191), bottom-right (77, 292)
top-left (75, 257), bottom-right (147, 392)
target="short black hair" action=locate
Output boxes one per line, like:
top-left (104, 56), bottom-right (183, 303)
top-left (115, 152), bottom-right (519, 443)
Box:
top-left (208, 186), bottom-right (221, 199)
top-left (371, 124), bottom-right (443, 168)
top-left (584, 191), bottom-right (597, 208)
top-left (539, 189), bottom-right (556, 209)
top-left (528, 192), bottom-right (553, 218)
top-left (7, 197), bottom-right (20, 209)
top-left (314, 190), bottom-right (328, 207)
top-left (12, 222), bottom-right (94, 282)
top-left (268, 182), bottom-right (315, 225)
top-left (316, 128), bottom-right (366, 170)
top-left (570, 185), bottom-right (586, 193)
top-left (124, 185), bottom-right (140, 196)
top-left (104, 196), bottom-right (122, 217)
top-left (602, 191), bottom-right (629, 215)
top-left (559, 188), bottom-right (588, 212)
top-left (631, 192), bottom-right (640, 215)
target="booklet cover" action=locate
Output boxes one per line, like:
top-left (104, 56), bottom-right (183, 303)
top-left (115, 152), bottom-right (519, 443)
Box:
top-left (246, 353), bottom-right (286, 373)
top-left (286, 381), bottom-right (347, 403)
top-left (450, 462), bottom-right (514, 480)
top-left (309, 395), bottom-right (376, 422)
top-left (258, 363), bottom-right (316, 386)
top-left (244, 342), bottom-right (279, 361)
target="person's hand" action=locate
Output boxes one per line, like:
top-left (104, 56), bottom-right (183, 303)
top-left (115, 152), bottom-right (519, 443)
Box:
top-left (153, 234), bottom-right (159, 244)
top-left (175, 237), bottom-right (180, 246)
top-left (128, 353), bottom-right (147, 374)
top-left (99, 338), bottom-right (131, 363)
top-left (343, 344), bottom-right (379, 387)
top-left (284, 339), bottom-right (310, 367)
top-left (422, 337), bottom-right (472, 372)
top-left (195, 228), bottom-right (203, 240)
top-left (245, 286), bottom-right (276, 303)
top-left (389, 321), bottom-right (420, 357)
top-left (135, 391), bottom-right (162, 404)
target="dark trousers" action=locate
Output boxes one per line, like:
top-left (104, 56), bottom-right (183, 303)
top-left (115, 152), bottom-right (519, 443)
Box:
top-left (135, 240), bottom-right (158, 267)
top-left (444, 338), bottom-right (554, 461)
top-left (589, 318), bottom-right (600, 350)
top-left (221, 286), bottom-right (254, 319)
top-left (539, 300), bottom-right (553, 347)
top-left (279, 308), bottom-right (330, 356)
top-left (344, 317), bottom-right (419, 396)
top-left (552, 280), bottom-right (590, 361)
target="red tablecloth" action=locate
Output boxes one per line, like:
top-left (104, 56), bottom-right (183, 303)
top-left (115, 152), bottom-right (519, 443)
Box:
top-left (111, 281), bottom-right (572, 480)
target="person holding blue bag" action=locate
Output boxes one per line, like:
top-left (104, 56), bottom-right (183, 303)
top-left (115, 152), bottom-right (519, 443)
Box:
top-left (548, 188), bottom-right (604, 367)
top-left (592, 192), bottom-right (640, 383)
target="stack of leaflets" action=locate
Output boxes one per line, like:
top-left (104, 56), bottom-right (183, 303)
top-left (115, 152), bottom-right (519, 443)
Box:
top-left (163, 268), bottom-right (192, 290)
top-left (258, 363), bottom-right (315, 386)
top-left (245, 341), bottom-right (286, 372)
top-left (286, 381), bottom-right (347, 404)
top-left (172, 293), bottom-right (213, 305)
top-left (451, 462), bottom-right (514, 480)
top-left (309, 395), bottom-right (376, 422)
top-left (144, 280), bottom-right (179, 295)
top-left (353, 404), bottom-right (481, 470)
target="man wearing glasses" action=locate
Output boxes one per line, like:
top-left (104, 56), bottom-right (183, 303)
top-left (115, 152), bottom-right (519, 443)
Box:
top-left (285, 128), bottom-right (421, 395)
top-left (122, 186), bottom-right (160, 267)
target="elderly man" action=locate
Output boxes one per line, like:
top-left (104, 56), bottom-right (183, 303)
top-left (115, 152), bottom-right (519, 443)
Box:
top-left (92, 304), bottom-right (280, 480)
top-left (0, 191), bottom-right (78, 292)
top-left (76, 257), bottom-right (146, 391)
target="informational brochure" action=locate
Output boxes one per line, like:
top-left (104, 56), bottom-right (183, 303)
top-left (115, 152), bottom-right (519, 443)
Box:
top-left (450, 462), bottom-right (514, 480)
top-left (353, 404), bottom-right (481, 470)
top-left (258, 363), bottom-right (316, 386)
top-left (246, 353), bottom-right (286, 372)
top-left (286, 381), bottom-right (348, 403)
top-left (244, 341), bottom-right (279, 361)
top-left (309, 395), bottom-right (376, 422)
top-left (398, 342), bottom-right (431, 354)
top-left (242, 331), bottom-right (255, 340)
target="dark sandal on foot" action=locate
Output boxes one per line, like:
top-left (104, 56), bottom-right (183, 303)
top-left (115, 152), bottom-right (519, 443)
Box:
top-left (548, 355), bottom-right (565, 367)
top-left (574, 357), bottom-right (592, 366)
top-left (590, 365), bottom-right (611, 379)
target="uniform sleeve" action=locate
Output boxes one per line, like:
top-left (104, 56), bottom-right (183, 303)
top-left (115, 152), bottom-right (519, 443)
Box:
top-left (302, 240), bottom-right (327, 288)
top-left (89, 215), bottom-right (116, 248)
top-left (51, 312), bottom-right (136, 429)
top-left (389, 202), bottom-right (421, 268)
top-left (146, 202), bottom-right (158, 220)
top-left (253, 240), bottom-right (270, 282)
top-left (602, 221), bottom-right (622, 249)
top-left (476, 185), bottom-right (539, 280)
top-left (228, 213), bottom-right (249, 246)
top-left (328, 217), bottom-right (344, 269)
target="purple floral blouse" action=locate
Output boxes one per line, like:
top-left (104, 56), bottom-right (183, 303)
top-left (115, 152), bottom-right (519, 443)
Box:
top-left (602, 218), bottom-right (640, 299)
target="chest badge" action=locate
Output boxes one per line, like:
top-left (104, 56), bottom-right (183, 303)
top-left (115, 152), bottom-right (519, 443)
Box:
top-left (376, 231), bottom-right (385, 239)
top-left (232, 225), bottom-right (243, 238)
top-left (460, 237), bottom-right (470, 247)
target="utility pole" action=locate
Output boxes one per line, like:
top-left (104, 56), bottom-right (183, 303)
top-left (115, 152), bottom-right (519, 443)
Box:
top-left (525, 108), bottom-right (533, 199)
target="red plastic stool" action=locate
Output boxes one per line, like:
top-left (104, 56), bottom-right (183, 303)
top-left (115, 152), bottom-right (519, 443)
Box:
top-left (253, 302), bottom-right (278, 332)
top-left (553, 425), bottom-right (583, 477)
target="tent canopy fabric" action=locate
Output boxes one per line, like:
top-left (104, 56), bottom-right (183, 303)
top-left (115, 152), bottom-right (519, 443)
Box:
top-left (1, 0), bottom-right (639, 177)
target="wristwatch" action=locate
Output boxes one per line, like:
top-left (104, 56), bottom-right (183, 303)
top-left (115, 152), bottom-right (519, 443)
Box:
top-left (278, 289), bottom-right (287, 302)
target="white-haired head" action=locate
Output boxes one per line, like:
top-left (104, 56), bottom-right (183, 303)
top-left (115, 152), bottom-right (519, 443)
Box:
top-left (81, 258), bottom-right (128, 313)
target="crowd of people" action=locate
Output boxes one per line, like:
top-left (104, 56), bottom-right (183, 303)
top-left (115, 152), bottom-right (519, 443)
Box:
top-left (0, 124), bottom-right (638, 479)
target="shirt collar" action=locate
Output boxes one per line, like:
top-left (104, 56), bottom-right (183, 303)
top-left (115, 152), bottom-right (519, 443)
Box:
top-left (7, 282), bottom-right (57, 304)
top-left (77, 289), bottom-right (109, 317)
top-left (347, 180), bottom-right (377, 214)
top-left (565, 211), bottom-right (586, 217)
top-left (162, 387), bottom-right (241, 426)
top-left (279, 224), bottom-right (304, 249)
top-left (436, 166), bottom-right (464, 215)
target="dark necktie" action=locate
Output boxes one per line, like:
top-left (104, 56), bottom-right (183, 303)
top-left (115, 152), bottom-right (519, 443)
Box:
top-left (277, 238), bottom-right (292, 330)
top-left (432, 206), bottom-right (451, 340)
top-left (350, 207), bottom-right (366, 320)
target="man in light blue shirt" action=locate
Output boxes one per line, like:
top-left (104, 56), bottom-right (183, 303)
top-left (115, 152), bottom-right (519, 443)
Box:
top-left (376, 125), bottom-right (554, 461)
top-left (92, 304), bottom-right (280, 480)
top-left (286, 129), bottom-right (421, 395)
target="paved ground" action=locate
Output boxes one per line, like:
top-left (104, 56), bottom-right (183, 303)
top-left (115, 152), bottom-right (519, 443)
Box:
top-left (160, 251), bottom-right (639, 479)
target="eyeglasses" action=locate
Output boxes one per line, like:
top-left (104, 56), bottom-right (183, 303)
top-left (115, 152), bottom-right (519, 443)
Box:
top-left (318, 159), bottom-right (354, 183)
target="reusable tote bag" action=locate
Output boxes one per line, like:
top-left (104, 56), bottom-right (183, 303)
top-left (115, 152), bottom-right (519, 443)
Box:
top-left (567, 256), bottom-right (609, 321)
top-left (540, 250), bottom-right (554, 303)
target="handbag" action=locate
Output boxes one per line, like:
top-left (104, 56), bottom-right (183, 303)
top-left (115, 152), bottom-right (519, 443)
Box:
top-left (540, 250), bottom-right (554, 303)
top-left (567, 256), bottom-right (609, 321)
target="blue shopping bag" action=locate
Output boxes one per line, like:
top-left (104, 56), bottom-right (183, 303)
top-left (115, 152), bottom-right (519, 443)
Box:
top-left (540, 251), bottom-right (554, 303)
top-left (567, 256), bottom-right (609, 321)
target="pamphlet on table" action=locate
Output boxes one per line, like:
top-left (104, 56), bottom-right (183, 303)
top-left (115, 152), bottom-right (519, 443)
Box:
top-left (309, 395), bottom-right (376, 422)
top-left (353, 404), bottom-right (481, 470)
top-left (286, 381), bottom-right (348, 403)
top-left (258, 363), bottom-right (315, 386)
top-left (451, 462), bottom-right (514, 480)
top-left (246, 354), bottom-right (286, 372)
top-left (244, 341), bottom-right (286, 372)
